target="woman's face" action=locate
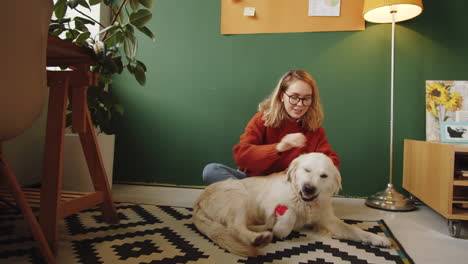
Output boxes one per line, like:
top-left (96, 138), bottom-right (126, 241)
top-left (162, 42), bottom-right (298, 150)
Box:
top-left (282, 80), bottom-right (312, 120)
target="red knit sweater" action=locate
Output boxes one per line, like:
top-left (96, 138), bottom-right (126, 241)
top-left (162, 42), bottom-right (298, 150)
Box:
top-left (233, 112), bottom-right (340, 176)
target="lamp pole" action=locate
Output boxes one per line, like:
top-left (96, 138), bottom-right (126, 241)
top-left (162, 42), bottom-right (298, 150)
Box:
top-left (389, 9), bottom-right (395, 188)
top-left (364, 6), bottom-right (416, 211)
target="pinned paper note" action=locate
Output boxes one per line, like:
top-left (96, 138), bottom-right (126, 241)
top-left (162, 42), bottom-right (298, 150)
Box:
top-left (243, 7), bottom-right (256, 17)
top-left (309, 0), bottom-right (341, 17)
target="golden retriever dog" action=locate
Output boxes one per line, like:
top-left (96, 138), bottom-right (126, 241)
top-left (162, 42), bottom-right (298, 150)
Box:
top-left (192, 152), bottom-right (391, 256)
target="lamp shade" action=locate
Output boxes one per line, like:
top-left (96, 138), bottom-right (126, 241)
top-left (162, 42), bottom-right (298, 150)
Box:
top-left (363, 0), bottom-right (423, 23)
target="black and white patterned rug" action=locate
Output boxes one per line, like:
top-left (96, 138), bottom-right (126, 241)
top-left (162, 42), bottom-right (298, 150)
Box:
top-left (0, 202), bottom-right (414, 264)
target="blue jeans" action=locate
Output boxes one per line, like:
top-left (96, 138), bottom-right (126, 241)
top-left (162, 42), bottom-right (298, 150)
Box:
top-left (202, 163), bottom-right (247, 185)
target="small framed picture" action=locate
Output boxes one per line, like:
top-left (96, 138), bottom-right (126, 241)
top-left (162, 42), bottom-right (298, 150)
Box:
top-left (441, 122), bottom-right (468, 143)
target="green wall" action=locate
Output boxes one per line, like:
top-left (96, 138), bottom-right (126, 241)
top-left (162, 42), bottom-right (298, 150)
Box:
top-left (112, 0), bottom-right (468, 197)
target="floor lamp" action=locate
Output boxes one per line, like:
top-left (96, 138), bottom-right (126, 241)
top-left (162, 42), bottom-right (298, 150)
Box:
top-left (363, 0), bottom-right (423, 211)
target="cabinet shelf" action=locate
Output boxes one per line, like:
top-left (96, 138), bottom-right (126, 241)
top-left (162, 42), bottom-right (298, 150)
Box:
top-left (453, 180), bottom-right (468, 186)
top-left (452, 207), bottom-right (468, 216)
top-left (453, 196), bottom-right (468, 202)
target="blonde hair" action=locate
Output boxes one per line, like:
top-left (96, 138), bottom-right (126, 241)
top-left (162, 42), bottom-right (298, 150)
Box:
top-left (258, 70), bottom-right (324, 131)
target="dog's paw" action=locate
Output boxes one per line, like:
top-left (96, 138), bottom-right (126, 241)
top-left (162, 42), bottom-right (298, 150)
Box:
top-left (368, 234), bottom-right (392, 248)
top-left (251, 231), bottom-right (273, 248)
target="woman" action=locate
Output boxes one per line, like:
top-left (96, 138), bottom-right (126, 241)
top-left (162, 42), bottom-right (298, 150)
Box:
top-left (203, 70), bottom-right (340, 184)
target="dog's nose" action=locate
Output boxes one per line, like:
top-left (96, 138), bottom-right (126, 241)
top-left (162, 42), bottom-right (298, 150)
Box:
top-left (302, 184), bottom-right (316, 195)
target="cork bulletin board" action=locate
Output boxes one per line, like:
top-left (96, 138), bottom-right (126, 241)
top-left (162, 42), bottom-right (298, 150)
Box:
top-left (221, 0), bottom-right (365, 35)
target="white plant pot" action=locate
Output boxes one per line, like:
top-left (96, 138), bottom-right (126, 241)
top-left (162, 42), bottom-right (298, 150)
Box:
top-left (62, 133), bottom-right (115, 192)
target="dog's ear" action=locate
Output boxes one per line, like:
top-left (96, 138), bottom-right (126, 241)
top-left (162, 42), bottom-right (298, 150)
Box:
top-left (286, 158), bottom-right (299, 182)
top-left (332, 166), bottom-right (342, 195)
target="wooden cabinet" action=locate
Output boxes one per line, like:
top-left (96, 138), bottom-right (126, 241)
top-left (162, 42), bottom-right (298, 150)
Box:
top-left (403, 139), bottom-right (468, 237)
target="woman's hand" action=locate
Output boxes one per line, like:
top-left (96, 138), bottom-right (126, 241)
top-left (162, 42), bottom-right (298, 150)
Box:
top-left (276, 133), bottom-right (306, 152)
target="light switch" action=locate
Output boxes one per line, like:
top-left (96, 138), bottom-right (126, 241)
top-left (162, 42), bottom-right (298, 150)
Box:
top-left (243, 7), bottom-right (256, 17)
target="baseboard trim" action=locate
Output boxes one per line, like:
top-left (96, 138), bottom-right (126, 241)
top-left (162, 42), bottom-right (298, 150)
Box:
top-left (113, 181), bottom-right (205, 189)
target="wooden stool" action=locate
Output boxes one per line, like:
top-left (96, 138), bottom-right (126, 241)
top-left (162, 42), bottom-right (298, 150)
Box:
top-left (40, 36), bottom-right (119, 252)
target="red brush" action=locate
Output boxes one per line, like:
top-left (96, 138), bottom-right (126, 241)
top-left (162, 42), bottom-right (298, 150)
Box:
top-left (275, 205), bottom-right (288, 216)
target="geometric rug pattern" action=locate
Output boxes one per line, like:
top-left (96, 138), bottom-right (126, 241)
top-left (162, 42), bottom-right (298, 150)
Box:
top-left (0, 202), bottom-right (414, 264)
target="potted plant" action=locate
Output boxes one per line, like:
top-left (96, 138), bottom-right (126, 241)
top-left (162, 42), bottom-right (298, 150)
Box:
top-left (48, 0), bottom-right (155, 191)
top-left (49, 0), bottom-right (154, 133)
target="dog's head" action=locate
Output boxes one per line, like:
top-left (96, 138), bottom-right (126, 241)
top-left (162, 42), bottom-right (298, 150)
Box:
top-left (286, 153), bottom-right (342, 202)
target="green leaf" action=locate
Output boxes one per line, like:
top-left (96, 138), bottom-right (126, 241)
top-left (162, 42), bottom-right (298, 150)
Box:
top-left (127, 64), bottom-right (135, 73)
top-left (100, 57), bottom-right (119, 74)
top-left (139, 0), bottom-right (153, 8)
top-left (54, 0), bottom-right (68, 19)
top-left (49, 23), bottom-right (65, 29)
top-left (99, 24), bottom-right (118, 36)
top-left (124, 24), bottom-right (135, 38)
top-left (49, 23), bottom-right (65, 33)
top-left (133, 63), bottom-right (146, 86)
top-left (75, 16), bottom-right (95, 25)
top-left (123, 36), bottom-right (137, 59)
top-left (98, 75), bottom-right (113, 85)
top-left (72, 29), bottom-right (80, 37)
top-left (49, 28), bottom-right (64, 36)
top-left (136, 60), bottom-right (147, 72)
top-left (67, 0), bottom-right (79, 9)
top-left (137, 26), bottom-right (156, 41)
top-left (66, 29), bottom-right (80, 40)
top-left (109, 31), bottom-right (125, 46)
top-left (123, 30), bottom-right (137, 59)
top-left (95, 107), bottom-right (111, 134)
top-left (114, 57), bottom-right (124, 74)
top-left (129, 0), bottom-right (140, 11)
top-left (86, 86), bottom-right (100, 108)
top-left (101, 92), bottom-right (114, 108)
top-left (77, 0), bottom-right (91, 10)
top-left (75, 32), bottom-right (91, 45)
top-left (89, 0), bottom-right (102, 5)
top-left (57, 18), bottom-right (72, 23)
top-left (129, 9), bottom-right (152, 28)
top-left (74, 20), bottom-right (90, 32)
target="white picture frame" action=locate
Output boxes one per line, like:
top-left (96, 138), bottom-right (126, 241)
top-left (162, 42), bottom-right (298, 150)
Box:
top-left (440, 122), bottom-right (468, 143)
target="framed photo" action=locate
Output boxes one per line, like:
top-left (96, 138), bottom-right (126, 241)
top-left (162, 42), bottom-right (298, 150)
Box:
top-left (441, 122), bottom-right (468, 143)
top-left (426, 80), bottom-right (468, 141)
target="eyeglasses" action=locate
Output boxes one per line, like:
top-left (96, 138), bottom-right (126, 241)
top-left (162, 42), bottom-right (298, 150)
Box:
top-left (283, 92), bottom-right (312, 106)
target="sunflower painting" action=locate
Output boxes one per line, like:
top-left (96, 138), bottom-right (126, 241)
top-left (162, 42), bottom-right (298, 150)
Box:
top-left (426, 80), bottom-right (468, 141)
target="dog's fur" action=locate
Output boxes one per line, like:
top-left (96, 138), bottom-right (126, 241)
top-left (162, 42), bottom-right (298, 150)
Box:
top-left (193, 153), bottom-right (391, 256)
